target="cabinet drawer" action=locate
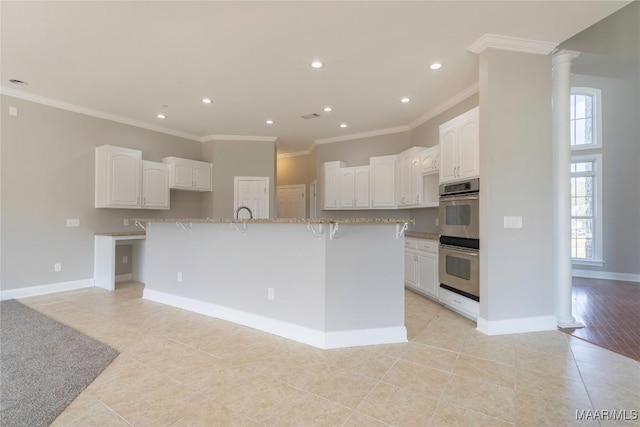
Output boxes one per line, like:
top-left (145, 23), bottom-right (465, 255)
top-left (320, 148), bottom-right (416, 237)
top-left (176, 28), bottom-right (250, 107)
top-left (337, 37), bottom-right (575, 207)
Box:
top-left (417, 239), bottom-right (438, 253)
top-left (439, 287), bottom-right (479, 319)
top-left (404, 238), bottom-right (417, 249)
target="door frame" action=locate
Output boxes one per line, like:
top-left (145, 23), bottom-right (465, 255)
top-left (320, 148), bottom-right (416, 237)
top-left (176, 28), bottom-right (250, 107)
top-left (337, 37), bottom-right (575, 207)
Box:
top-left (234, 176), bottom-right (270, 218)
top-left (309, 179), bottom-right (317, 219)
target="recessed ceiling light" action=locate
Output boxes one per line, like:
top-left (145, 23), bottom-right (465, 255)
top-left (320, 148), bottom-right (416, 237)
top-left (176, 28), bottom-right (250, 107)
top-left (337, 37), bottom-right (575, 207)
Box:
top-left (266, 119), bottom-right (274, 125)
top-left (9, 79), bottom-right (28, 86)
top-left (323, 106), bottom-right (332, 112)
top-left (311, 60), bottom-right (324, 69)
top-left (202, 98), bottom-right (212, 104)
top-left (157, 114), bottom-right (166, 119)
top-left (430, 63), bottom-right (442, 70)
top-left (339, 123), bottom-right (348, 128)
top-left (401, 97), bottom-right (411, 103)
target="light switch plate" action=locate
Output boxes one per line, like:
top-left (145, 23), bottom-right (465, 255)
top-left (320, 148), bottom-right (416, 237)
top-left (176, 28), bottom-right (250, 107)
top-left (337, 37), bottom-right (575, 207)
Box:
top-left (66, 218), bottom-right (80, 227)
top-left (504, 216), bottom-right (523, 229)
top-left (9, 106), bottom-right (18, 117)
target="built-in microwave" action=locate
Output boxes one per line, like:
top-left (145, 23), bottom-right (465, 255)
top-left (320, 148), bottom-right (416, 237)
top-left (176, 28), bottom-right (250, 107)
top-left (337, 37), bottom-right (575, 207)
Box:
top-left (439, 178), bottom-right (479, 240)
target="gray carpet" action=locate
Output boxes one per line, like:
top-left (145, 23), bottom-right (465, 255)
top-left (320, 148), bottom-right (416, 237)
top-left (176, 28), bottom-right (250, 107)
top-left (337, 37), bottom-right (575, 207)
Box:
top-left (0, 299), bottom-right (119, 427)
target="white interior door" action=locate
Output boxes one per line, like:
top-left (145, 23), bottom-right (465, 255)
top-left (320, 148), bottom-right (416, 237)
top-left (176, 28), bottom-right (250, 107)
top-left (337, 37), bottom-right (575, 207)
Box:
top-left (309, 180), bottom-right (317, 219)
top-left (276, 184), bottom-right (306, 219)
top-left (234, 177), bottom-right (269, 219)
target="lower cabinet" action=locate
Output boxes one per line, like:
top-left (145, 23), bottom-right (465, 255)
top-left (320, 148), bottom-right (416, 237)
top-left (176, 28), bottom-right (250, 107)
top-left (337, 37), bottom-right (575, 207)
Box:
top-left (404, 238), bottom-right (438, 298)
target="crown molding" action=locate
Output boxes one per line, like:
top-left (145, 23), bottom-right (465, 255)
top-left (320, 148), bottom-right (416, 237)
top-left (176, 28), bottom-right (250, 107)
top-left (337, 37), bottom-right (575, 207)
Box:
top-left (277, 150), bottom-right (312, 159)
top-left (408, 82), bottom-right (479, 130)
top-left (0, 86), bottom-right (201, 141)
top-left (314, 125), bottom-right (410, 145)
top-left (468, 34), bottom-right (558, 55)
top-left (201, 134), bottom-right (278, 143)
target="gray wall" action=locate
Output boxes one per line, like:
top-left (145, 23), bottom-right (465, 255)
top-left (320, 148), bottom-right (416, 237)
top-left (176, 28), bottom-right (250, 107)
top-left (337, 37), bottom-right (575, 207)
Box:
top-left (115, 244), bottom-right (132, 276)
top-left (1, 95), bottom-right (204, 290)
top-left (559, 1), bottom-right (640, 277)
top-left (478, 49), bottom-right (555, 322)
top-left (202, 140), bottom-right (276, 219)
top-left (569, 74), bottom-right (640, 276)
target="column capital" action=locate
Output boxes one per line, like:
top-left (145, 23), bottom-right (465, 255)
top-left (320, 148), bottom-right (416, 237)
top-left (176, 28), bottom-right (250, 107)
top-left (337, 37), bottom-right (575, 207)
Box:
top-left (552, 49), bottom-right (581, 66)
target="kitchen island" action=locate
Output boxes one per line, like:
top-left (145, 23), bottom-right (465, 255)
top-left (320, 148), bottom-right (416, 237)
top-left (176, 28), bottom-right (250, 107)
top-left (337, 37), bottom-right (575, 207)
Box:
top-left (133, 217), bottom-right (411, 349)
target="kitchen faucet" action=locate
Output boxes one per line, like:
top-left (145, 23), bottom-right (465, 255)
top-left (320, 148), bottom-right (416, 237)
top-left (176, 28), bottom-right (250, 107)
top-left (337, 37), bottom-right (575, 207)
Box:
top-left (235, 206), bottom-right (253, 219)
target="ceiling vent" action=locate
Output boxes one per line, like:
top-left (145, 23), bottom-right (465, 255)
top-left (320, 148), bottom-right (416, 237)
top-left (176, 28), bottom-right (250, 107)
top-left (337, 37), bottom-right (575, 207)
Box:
top-left (300, 113), bottom-right (321, 120)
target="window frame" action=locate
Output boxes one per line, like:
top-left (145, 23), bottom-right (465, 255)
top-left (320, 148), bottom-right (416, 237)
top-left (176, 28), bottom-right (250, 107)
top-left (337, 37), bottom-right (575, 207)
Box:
top-left (570, 87), bottom-right (603, 151)
top-left (570, 153), bottom-right (603, 266)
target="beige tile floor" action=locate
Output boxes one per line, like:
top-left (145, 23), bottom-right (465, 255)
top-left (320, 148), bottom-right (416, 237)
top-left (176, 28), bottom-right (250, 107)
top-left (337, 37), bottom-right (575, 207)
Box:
top-left (18, 282), bottom-right (640, 427)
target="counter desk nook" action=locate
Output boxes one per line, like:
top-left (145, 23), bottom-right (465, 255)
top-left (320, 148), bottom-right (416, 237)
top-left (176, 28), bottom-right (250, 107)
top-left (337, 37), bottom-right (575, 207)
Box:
top-left (130, 217), bottom-right (412, 349)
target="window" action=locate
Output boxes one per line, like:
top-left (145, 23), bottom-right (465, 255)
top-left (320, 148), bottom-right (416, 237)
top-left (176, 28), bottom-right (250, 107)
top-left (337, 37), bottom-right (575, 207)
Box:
top-left (570, 87), bottom-right (602, 150)
top-left (570, 154), bottom-right (603, 264)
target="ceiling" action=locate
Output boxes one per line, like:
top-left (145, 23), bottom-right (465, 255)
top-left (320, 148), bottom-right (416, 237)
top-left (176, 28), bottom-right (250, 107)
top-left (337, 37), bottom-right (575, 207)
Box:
top-left (1, 1), bottom-right (630, 155)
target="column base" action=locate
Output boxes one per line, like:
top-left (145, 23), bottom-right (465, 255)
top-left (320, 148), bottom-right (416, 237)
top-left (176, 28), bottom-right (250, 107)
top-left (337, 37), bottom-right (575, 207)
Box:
top-left (557, 317), bottom-right (586, 329)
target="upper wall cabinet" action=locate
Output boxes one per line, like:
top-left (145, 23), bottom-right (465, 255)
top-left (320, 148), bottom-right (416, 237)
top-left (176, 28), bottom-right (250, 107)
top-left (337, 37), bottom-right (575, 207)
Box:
top-left (339, 166), bottom-right (370, 209)
top-left (162, 157), bottom-right (212, 191)
top-left (439, 107), bottom-right (480, 184)
top-left (370, 155), bottom-right (397, 208)
top-left (142, 161), bottom-right (170, 210)
top-left (322, 161), bottom-right (345, 210)
top-left (419, 145), bottom-right (440, 175)
top-left (95, 145), bottom-right (142, 208)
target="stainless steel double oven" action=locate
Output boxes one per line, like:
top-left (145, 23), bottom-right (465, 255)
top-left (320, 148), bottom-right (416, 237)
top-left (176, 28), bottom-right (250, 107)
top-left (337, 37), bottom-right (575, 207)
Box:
top-left (438, 178), bottom-right (480, 301)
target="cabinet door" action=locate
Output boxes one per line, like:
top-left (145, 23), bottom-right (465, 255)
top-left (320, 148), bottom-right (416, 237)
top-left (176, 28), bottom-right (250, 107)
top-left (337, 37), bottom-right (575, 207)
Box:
top-left (354, 167), bottom-right (370, 208)
top-left (457, 115), bottom-right (480, 180)
top-left (108, 148), bottom-right (141, 207)
top-left (397, 154), bottom-right (413, 206)
top-left (416, 252), bottom-right (438, 297)
top-left (370, 156), bottom-right (397, 208)
top-left (439, 125), bottom-right (458, 183)
top-left (339, 168), bottom-right (356, 208)
top-left (193, 162), bottom-right (212, 191)
top-left (404, 251), bottom-right (416, 287)
top-left (172, 159), bottom-right (194, 189)
top-left (142, 161), bottom-right (170, 209)
top-left (322, 162), bottom-right (342, 209)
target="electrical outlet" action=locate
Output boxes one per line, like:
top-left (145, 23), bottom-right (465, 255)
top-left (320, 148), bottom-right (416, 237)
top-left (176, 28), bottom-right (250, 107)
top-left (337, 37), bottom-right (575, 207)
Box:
top-left (54, 263), bottom-right (62, 272)
top-left (9, 106), bottom-right (17, 116)
top-left (123, 219), bottom-right (130, 226)
top-left (504, 216), bottom-right (523, 229)
top-left (66, 218), bottom-right (80, 227)
top-left (435, 218), bottom-right (439, 226)
top-left (268, 287), bottom-right (275, 301)
top-left (177, 272), bottom-right (183, 282)
top-left (122, 256), bottom-right (128, 264)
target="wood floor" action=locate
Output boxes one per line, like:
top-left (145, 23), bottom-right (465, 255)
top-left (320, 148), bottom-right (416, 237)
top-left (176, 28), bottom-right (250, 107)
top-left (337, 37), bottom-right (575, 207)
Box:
top-left (561, 277), bottom-right (640, 361)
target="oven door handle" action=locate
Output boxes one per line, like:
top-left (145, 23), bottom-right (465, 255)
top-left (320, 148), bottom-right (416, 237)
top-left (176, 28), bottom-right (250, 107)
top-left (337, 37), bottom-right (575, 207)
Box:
top-left (439, 195), bottom-right (479, 201)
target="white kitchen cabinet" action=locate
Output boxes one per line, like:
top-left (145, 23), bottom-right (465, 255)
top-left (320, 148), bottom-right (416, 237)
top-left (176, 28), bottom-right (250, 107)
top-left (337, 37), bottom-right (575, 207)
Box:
top-left (95, 145), bottom-right (142, 208)
top-left (369, 155), bottom-right (397, 208)
top-left (162, 157), bottom-right (212, 191)
top-left (339, 166), bottom-right (370, 209)
top-left (439, 107), bottom-right (479, 184)
top-left (397, 149), bottom-right (417, 207)
top-left (404, 237), bottom-right (439, 299)
top-left (142, 161), bottom-right (170, 209)
top-left (322, 161), bottom-right (346, 210)
top-left (439, 287), bottom-right (479, 320)
top-left (419, 145), bottom-right (440, 175)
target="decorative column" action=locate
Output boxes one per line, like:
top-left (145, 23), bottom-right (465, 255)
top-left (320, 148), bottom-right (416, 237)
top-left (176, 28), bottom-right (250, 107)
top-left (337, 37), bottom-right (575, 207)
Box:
top-left (552, 50), bottom-right (584, 328)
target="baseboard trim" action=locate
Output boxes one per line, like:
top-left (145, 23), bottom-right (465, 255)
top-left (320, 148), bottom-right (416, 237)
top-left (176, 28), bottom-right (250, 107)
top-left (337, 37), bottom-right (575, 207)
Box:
top-left (0, 279), bottom-right (95, 301)
top-left (477, 315), bottom-right (557, 335)
top-left (572, 269), bottom-right (640, 283)
top-left (115, 273), bottom-right (133, 283)
top-left (143, 289), bottom-right (407, 349)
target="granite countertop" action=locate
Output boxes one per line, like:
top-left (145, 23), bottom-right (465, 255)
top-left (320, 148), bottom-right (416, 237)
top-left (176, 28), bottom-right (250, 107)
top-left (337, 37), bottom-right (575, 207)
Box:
top-left (130, 218), bottom-right (414, 225)
top-left (95, 231), bottom-right (146, 237)
top-left (405, 231), bottom-right (440, 240)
